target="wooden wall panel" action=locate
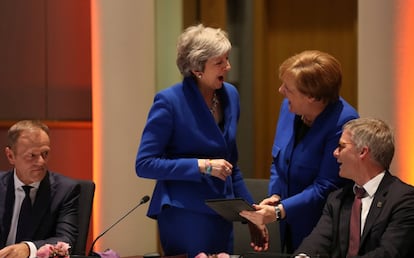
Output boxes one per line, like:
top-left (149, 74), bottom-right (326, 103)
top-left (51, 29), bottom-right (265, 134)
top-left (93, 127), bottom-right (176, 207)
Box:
top-left (183, 0), bottom-right (227, 29)
top-left (0, 0), bottom-right (47, 119)
top-left (199, 0), bottom-right (227, 29)
top-left (47, 1), bottom-right (92, 120)
top-left (0, 0), bottom-right (91, 120)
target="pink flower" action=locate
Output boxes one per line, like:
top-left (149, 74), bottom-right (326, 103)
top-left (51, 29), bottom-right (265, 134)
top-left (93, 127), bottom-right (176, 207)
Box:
top-left (195, 253), bottom-right (209, 258)
top-left (37, 244), bottom-right (54, 258)
top-left (195, 252), bottom-right (230, 258)
top-left (36, 242), bottom-right (71, 258)
top-left (216, 253), bottom-right (230, 258)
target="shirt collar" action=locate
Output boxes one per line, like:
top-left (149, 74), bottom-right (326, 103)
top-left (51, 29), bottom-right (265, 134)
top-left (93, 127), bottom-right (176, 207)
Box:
top-left (357, 171), bottom-right (385, 198)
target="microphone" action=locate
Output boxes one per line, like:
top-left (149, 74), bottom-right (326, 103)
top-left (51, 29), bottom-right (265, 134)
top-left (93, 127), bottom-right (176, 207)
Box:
top-left (88, 195), bottom-right (150, 256)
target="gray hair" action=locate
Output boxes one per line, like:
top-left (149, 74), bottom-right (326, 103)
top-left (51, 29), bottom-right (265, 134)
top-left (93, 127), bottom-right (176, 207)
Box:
top-left (176, 24), bottom-right (231, 77)
top-left (344, 118), bottom-right (394, 170)
top-left (7, 120), bottom-right (50, 150)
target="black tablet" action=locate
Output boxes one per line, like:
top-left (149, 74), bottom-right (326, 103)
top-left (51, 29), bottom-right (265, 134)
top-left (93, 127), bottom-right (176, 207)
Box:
top-left (205, 198), bottom-right (255, 222)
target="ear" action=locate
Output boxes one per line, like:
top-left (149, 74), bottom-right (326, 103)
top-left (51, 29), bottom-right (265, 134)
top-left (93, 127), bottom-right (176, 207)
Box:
top-left (305, 95), bottom-right (317, 103)
top-left (5, 147), bottom-right (16, 165)
top-left (359, 146), bottom-right (369, 159)
top-left (191, 70), bottom-right (202, 78)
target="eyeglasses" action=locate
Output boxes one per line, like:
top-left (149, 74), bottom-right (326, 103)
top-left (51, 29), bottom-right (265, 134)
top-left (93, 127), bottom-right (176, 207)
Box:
top-left (337, 142), bottom-right (353, 152)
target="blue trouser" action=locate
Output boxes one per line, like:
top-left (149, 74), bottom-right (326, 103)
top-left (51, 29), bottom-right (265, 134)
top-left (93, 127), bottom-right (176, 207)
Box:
top-left (157, 206), bottom-right (233, 257)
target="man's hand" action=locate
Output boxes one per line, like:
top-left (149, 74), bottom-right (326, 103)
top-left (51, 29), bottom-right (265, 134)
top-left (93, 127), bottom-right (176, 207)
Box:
top-left (0, 243), bottom-right (30, 258)
top-left (247, 222), bottom-right (269, 252)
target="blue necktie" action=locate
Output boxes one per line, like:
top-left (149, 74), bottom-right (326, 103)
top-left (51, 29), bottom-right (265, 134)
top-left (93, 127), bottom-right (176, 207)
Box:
top-left (15, 185), bottom-right (33, 243)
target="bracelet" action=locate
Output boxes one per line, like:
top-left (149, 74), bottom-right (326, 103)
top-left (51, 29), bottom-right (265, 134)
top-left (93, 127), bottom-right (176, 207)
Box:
top-left (205, 159), bottom-right (212, 176)
top-left (275, 205), bottom-right (281, 221)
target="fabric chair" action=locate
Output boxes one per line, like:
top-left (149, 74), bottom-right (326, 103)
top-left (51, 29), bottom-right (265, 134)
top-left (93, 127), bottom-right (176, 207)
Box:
top-left (72, 179), bottom-right (95, 255)
top-left (233, 178), bottom-right (281, 255)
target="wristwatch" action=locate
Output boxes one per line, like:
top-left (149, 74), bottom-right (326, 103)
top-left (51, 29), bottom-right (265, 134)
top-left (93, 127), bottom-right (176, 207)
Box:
top-left (274, 205), bottom-right (282, 221)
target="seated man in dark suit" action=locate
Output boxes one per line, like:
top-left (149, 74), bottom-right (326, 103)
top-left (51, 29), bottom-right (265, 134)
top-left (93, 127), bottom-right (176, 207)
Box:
top-left (0, 120), bottom-right (80, 258)
top-left (294, 118), bottom-right (414, 258)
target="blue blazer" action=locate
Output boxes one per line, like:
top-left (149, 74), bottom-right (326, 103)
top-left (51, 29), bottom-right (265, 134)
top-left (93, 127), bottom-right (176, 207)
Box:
top-left (136, 76), bottom-right (253, 218)
top-left (269, 97), bottom-right (359, 250)
top-left (0, 170), bottom-right (80, 249)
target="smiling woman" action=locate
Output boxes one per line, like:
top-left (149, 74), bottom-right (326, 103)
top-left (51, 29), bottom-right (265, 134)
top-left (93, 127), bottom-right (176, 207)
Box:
top-left (135, 24), bottom-right (268, 257)
top-left (239, 50), bottom-right (359, 254)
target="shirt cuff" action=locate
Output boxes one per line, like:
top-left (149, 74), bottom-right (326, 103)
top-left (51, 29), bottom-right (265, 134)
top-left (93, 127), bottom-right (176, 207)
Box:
top-left (24, 241), bottom-right (37, 258)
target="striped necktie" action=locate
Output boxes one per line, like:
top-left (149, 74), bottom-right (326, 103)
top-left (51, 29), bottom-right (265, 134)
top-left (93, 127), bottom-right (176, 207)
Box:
top-left (347, 186), bottom-right (366, 257)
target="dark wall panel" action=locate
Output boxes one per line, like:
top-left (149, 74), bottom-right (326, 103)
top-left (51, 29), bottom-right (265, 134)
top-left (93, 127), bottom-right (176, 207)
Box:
top-left (0, 0), bottom-right (47, 119)
top-left (47, 1), bottom-right (92, 120)
top-left (0, 0), bottom-right (91, 120)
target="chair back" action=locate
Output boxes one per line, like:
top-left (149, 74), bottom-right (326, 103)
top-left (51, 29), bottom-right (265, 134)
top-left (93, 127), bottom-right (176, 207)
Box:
top-left (72, 179), bottom-right (95, 255)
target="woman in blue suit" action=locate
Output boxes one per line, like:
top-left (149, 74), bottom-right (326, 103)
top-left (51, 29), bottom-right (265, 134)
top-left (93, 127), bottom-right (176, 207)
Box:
top-left (240, 50), bottom-right (359, 253)
top-left (135, 24), bottom-right (267, 257)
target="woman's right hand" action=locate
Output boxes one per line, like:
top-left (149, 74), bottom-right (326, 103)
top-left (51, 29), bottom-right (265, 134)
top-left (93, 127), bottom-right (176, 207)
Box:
top-left (198, 159), bottom-right (233, 181)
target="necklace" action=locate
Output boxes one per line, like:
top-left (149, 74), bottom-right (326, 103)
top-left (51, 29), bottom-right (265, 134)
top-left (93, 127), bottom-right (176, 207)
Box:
top-left (209, 92), bottom-right (219, 114)
top-left (301, 115), bottom-right (313, 126)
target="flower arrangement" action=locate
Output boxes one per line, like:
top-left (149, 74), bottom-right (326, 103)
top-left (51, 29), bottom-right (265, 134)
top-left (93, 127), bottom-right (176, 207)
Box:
top-left (195, 252), bottom-right (230, 258)
top-left (36, 241), bottom-right (70, 258)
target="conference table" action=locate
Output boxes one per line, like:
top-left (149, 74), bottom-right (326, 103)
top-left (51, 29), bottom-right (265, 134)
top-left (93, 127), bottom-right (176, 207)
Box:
top-left (122, 252), bottom-right (298, 258)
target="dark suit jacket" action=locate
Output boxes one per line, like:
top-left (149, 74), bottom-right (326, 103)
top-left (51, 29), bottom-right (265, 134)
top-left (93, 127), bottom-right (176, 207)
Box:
top-left (294, 171), bottom-right (414, 258)
top-left (0, 170), bottom-right (80, 249)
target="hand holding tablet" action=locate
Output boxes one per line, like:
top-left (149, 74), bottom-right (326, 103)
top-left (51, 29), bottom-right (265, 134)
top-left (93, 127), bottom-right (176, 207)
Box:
top-left (205, 198), bottom-right (255, 222)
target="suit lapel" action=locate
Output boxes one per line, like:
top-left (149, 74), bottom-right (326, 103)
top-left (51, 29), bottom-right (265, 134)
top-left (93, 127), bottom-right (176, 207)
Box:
top-left (360, 172), bottom-right (393, 245)
top-left (338, 186), bottom-right (354, 256)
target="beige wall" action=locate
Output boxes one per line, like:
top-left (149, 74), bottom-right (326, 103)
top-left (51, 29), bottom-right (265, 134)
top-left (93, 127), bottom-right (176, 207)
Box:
top-left (155, 0), bottom-right (183, 91)
top-left (91, 0), bottom-right (157, 256)
top-left (358, 0), bottom-right (399, 173)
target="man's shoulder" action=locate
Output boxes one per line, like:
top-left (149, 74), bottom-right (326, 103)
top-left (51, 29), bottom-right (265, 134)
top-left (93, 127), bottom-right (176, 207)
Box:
top-left (385, 173), bottom-right (414, 195)
top-left (328, 182), bottom-right (354, 200)
top-left (0, 170), bottom-right (13, 181)
top-left (47, 171), bottom-right (79, 188)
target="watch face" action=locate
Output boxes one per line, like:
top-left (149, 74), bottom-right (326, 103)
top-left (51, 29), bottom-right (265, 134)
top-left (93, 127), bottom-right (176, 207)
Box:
top-left (275, 206), bottom-right (281, 221)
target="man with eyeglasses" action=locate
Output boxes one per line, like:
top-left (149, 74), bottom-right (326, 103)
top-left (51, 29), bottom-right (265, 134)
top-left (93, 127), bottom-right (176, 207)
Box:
top-left (293, 117), bottom-right (414, 258)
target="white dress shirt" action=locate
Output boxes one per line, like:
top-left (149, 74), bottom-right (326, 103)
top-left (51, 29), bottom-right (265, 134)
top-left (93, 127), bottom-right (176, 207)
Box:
top-left (6, 171), bottom-right (40, 258)
top-left (359, 171), bottom-right (385, 235)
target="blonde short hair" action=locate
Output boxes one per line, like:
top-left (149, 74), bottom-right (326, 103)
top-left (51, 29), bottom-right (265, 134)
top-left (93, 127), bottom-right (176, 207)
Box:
top-left (279, 50), bottom-right (342, 103)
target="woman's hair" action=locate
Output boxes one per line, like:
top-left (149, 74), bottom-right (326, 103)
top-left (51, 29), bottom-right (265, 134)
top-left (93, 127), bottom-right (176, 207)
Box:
top-left (7, 120), bottom-right (50, 150)
top-left (279, 50), bottom-right (342, 103)
top-left (344, 118), bottom-right (395, 170)
top-left (176, 24), bottom-right (231, 77)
